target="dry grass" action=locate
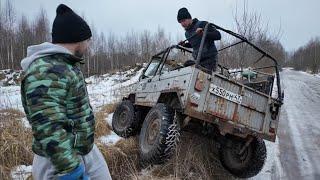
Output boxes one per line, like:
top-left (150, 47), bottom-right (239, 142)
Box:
top-left (95, 103), bottom-right (141, 180)
top-left (94, 103), bottom-right (117, 137)
top-left (97, 131), bottom-right (235, 180)
top-left (0, 73), bottom-right (5, 81)
top-left (94, 102), bottom-right (233, 179)
top-left (0, 109), bottom-right (33, 179)
top-left (135, 133), bottom-right (234, 180)
top-left (98, 137), bottom-right (141, 180)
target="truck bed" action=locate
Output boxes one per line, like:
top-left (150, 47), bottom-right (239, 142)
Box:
top-left (184, 68), bottom-right (279, 142)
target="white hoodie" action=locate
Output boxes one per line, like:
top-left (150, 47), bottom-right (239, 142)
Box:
top-left (20, 42), bottom-right (73, 71)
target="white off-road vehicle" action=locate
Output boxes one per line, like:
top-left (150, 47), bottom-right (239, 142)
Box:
top-left (112, 23), bottom-right (283, 178)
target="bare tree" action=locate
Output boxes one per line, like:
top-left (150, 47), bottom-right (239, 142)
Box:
top-left (289, 38), bottom-right (320, 73)
top-left (4, 0), bottom-right (15, 70)
top-left (33, 7), bottom-right (50, 44)
top-left (217, 0), bottom-right (286, 72)
top-left (107, 32), bottom-right (117, 71)
top-left (233, 0), bottom-right (267, 68)
top-left (140, 30), bottom-right (152, 61)
top-left (14, 15), bottom-right (34, 69)
top-left (0, 1), bottom-right (4, 69)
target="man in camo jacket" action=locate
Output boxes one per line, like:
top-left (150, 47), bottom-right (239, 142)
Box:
top-left (20, 4), bottom-right (111, 180)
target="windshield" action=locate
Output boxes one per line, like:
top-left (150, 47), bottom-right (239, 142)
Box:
top-left (143, 57), bottom-right (162, 78)
top-left (159, 47), bottom-right (192, 74)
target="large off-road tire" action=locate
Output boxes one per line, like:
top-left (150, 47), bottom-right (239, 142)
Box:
top-left (139, 103), bottom-right (180, 166)
top-left (219, 136), bottom-right (267, 178)
top-left (112, 100), bottom-right (142, 138)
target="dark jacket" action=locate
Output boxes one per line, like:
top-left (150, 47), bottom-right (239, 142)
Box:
top-left (184, 18), bottom-right (221, 60)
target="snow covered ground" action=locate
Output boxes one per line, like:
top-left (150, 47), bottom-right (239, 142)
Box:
top-left (86, 68), bottom-right (143, 111)
top-left (0, 67), bottom-right (143, 111)
top-left (0, 85), bottom-right (22, 110)
top-left (2, 68), bottom-right (320, 179)
top-left (10, 165), bottom-right (32, 180)
top-left (0, 69), bottom-right (22, 86)
top-left (275, 69), bottom-right (320, 180)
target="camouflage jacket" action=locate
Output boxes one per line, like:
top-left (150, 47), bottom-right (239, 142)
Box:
top-left (21, 52), bottom-right (95, 174)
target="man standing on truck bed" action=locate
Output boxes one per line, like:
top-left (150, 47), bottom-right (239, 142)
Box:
top-left (177, 7), bottom-right (221, 72)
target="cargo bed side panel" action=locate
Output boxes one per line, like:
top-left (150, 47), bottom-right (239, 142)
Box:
top-left (204, 74), bottom-right (270, 132)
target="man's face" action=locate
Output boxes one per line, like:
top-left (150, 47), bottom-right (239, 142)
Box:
top-left (74, 39), bottom-right (91, 58)
top-left (179, 19), bottom-right (192, 30)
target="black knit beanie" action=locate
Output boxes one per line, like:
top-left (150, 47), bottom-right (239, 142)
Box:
top-left (52, 4), bottom-right (92, 43)
top-left (177, 8), bottom-right (192, 22)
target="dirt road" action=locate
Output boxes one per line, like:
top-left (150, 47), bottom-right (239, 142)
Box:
top-left (256, 69), bottom-right (320, 180)
top-left (274, 69), bottom-right (320, 180)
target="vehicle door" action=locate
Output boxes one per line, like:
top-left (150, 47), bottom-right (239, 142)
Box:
top-left (135, 56), bottom-right (164, 106)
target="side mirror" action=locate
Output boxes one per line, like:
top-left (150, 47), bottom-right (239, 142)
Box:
top-left (139, 69), bottom-right (146, 81)
top-left (140, 74), bottom-right (147, 81)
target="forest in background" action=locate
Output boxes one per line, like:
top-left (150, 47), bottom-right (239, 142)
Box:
top-left (0, 0), bottom-right (318, 77)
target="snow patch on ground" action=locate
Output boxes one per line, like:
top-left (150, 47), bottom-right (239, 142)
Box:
top-left (99, 113), bottom-right (122, 145)
top-left (21, 117), bottom-right (31, 128)
top-left (282, 67), bottom-right (294, 70)
top-left (86, 68), bottom-right (143, 111)
top-left (283, 67), bottom-right (320, 79)
top-left (99, 132), bottom-right (122, 145)
top-left (298, 70), bottom-right (320, 79)
top-left (11, 165), bottom-right (32, 180)
top-left (106, 113), bottom-right (114, 127)
top-left (253, 137), bottom-right (284, 180)
top-left (0, 69), bottom-right (22, 86)
top-left (0, 85), bottom-right (23, 110)
top-left (271, 73), bottom-right (279, 99)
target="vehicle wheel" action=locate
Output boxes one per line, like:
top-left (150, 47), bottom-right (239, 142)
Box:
top-left (112, 100), bottom-right (142, 138)
top-left (219, 136), bottom-right (266, 178)
top-left (139, 103), bottom-right (180, 165)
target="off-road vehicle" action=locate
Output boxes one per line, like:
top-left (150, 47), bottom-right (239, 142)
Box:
top-left (112, 23), bottom-right (283, 178)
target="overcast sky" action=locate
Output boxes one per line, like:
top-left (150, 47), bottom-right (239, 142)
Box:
top-left (2, 0), bottom-right (320, 51)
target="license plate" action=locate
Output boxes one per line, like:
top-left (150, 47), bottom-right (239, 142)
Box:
top-left (209, 84), bottom-right (242, 104)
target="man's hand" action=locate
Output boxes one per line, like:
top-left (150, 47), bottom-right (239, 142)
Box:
top-left (178, 40), bottom-right (186, 46)
top-left (196, 28), bottom-right (204, 35)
